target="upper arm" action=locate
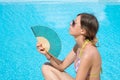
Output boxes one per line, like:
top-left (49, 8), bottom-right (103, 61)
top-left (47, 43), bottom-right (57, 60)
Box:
top-left (76, 52), bottom-right (93, 80)
top-left (60, 44), bottom-right (78, 70)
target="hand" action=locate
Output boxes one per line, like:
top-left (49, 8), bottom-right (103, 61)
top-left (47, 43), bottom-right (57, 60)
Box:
top-left (36, 42), bottom-right (47, 55)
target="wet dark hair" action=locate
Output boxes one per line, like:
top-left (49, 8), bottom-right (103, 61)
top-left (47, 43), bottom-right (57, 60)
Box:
top-left (77, 13), bottom-right (99, 45)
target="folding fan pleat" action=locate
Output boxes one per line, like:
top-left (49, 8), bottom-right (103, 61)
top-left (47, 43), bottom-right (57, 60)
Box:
top-left (31, 26), bottom-right (61, 58)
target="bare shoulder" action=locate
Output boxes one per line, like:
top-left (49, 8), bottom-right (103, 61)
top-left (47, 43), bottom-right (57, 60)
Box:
top-left (85, 45), bottom-right (99, 54)
top-left (82, 45), bottom-right (101, 67)
top-left (82, 45), bottom-right (100, 61)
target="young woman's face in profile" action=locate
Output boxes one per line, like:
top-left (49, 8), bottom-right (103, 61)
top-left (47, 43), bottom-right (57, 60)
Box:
top-left (69, 15), bottom-right (83, 36)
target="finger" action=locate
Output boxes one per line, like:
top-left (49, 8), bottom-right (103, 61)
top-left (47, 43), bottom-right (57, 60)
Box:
top-left (40, 47), bottom-right (45, 51)
top-left (37, 49), bottom-right (47, 54)
top-left (36, 43), bottom-right (40, 47)
top-left (37, 46), bottom-right (45, 50)
top-left (36, 42), bottom-right (42, 47)
top-left (40, 43), bottom-right (42, 47)
top-left (38, 45), bottom-right (44, 49)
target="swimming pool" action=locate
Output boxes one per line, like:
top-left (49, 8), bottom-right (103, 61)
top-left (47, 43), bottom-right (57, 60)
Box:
top-left (0, 2), bottom-right (120, 80)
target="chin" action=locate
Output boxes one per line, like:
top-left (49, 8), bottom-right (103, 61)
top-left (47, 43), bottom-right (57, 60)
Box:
top-left (69, 30), bottom-right (72, 35)
top-left (69, 32), bottom-right (74, 36)
top-left (69, 30), bottom-right (75, 36)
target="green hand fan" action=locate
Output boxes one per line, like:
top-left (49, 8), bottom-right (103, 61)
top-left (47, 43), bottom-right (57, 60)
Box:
top-left (31, 26), bottom-right (61, 58)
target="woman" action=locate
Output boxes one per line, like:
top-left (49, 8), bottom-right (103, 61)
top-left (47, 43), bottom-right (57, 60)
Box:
top-left (37, 13), bottom-right (102, 80)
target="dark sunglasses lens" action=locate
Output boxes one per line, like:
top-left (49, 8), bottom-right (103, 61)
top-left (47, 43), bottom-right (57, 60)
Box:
top-left (72, 20), bottom-right (75, 26)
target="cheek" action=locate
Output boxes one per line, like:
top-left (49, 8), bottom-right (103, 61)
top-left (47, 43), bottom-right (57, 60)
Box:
top-left (75, 29), bottom-right (81, 35)
top-left (70, 28), bottom-right (81, 36)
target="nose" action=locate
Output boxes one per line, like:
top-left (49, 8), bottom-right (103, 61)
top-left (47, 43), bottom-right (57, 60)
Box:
top-left (70, 22), bottom-right (73, 26)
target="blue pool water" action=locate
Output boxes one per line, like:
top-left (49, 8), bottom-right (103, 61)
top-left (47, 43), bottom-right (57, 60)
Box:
top-left (0, 2), bottom-right (120, 80)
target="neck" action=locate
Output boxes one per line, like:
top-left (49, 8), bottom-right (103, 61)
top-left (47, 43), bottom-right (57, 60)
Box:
top-left (74, 35), bottom-right (86, 48)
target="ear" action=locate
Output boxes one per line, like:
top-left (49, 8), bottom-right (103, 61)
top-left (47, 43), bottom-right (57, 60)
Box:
top-left (80, 28), bottom-right (86, 35)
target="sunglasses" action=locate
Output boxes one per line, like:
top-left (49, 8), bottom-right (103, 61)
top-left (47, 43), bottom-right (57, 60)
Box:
top-left (71, 20), bottom-right (76, 27)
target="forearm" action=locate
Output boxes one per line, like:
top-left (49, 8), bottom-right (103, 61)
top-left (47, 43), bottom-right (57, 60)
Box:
top-left (50, 55), bottom-right (62, 64)
top-left (50, 56), bottom-right (64, 71)
top-left (45, 52), bottom-right (62, 64)
top-left (45, 53), bottom-right (64, 71)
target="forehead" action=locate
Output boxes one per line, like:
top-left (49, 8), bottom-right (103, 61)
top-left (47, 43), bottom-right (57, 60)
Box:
top-left (75, 15), bottom-right (81, 22)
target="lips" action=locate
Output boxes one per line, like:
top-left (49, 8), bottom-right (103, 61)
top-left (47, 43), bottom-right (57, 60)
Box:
top-left (69, 27), bottom-right (72, 31)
